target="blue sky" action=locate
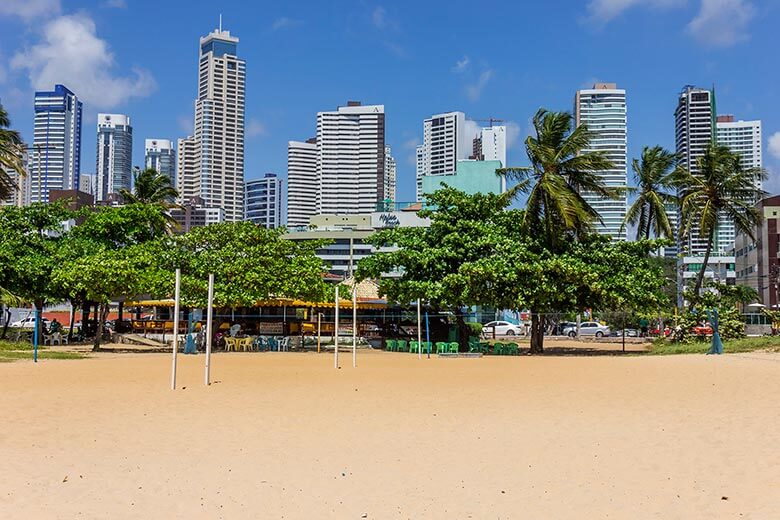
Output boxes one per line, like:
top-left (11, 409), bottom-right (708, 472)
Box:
top-left (1, 0), bottom-right (779, 203)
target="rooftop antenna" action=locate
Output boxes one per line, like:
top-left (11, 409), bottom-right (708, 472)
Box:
top-left (219, 13), bottom-right (222, 32)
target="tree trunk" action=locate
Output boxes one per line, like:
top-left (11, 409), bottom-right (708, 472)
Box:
top-left (529, 310), bottom-right (544, 354)
top-left (82, 302), bottom-right (90, 338)
top-left (67, 301), bottom-right (76, 343)
top-left (455, 307), bottom-right (470, 352)
top-left (645, 210), bottom-right (652, 240)
top-left (92, 303), bottom-right (110, 352)
top-left (690, 230), bottom-right (715, 310)
top-left (34, 299), bottom-right (45, 346)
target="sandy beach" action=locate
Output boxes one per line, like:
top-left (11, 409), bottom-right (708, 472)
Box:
top-left (1, 350), bottom-right (778, 519)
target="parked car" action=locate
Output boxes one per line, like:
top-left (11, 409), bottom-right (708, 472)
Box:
top-left (10, 316), bottom-right (50, 329)
top-left (563, 321), bottom-right (611, 338)
top-left (692, 324), bottom-right (713, 336)
top-left (612, 328), bottom-right (638, 337)
top-left (651, 326), bottom-right (672, 337)
top-left (482, 321), bottom-right (520, 337)
top-left (551, 321), bottom-right (577, 336)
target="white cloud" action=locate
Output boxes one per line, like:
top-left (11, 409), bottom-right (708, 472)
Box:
top-left (0, 0), bottom-right (61, 20)
top-left (463, 120), bottom-right (481, 143)
top-left (686, 0), bottom-right (756, 47)
top-left (272, 17), bottom-right (301, 30)
top-left (584, 0), bottom-right (686, 25)
top-left (768, 132), bottom-right (780, 161)
top-left (452, 56), bottom-right (470, 74)
top-left (402, 137), bottom-right (420, 165)
top-left (465, 69), bottom-right (494, 102)
top-left (103, 0), bottom-right (127, 8)
top-left (11, 14), bottom-right (156, 110)
top-left (506, 121), bottom-right (522, 149)
top-left (372, 6), bottom-right (387, 29)
top-left (246, 118), bottom-right (268, 138)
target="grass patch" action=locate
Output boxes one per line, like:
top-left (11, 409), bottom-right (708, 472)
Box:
top-left (0, 339), bottom-right (85, 361)
top-left (0, 339), bottom-right (39, 351)
top-left (648, 336), bottom-right (780, 355)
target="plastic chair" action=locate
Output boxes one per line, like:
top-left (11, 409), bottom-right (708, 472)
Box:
top-left (435, 341), bottom-right (448, 354)
top-left (385, 339), bottom-right (396, 351)
top-left (448, 341), bottom-right (459, 353)
top-left (505, 342), bottom-right (519, 355)
top-left (422, 341), bottom-right (432, 354)
top-left (224, 337), bottom-right (239, 352)
top-left (409, 341), bottom-right (419, 353)
top-left (493, 342), bottom-right (505, 356)
top-left (396, 340), bottom-right (408, 352)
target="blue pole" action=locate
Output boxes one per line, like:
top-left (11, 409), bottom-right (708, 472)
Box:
top-left (33, 305), bottom-right (39, 363)
top-left (425, 311), bottom-right (430, 359)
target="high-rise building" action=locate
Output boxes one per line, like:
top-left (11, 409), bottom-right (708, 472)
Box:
top-left (245, 173), bottom-right (282, 229)
top-left (715, 115), bottom-right (763, 253)
top-left (178, 27), bottom-right (246, 221)
top-left (1, 166), bottom-right (24, 207)
top-left (317, 101), bottom-right (385, 215)
top-left (478, 125), bottom-right (507, 166)
top-left (95, 113), bottom-right (132, 201)
top-left (415, 111), bottom-right (469, 201)
top-left (286, 139), bottom-right (318, 228)
top-left (575, 83), bottom-right (627, 240)
top-left (384, 145), bottom-right (396, 202)
top-left (674, 85), bottom-right (715, 255)
top-left (78, 173), bottom-right (95, 196)
top-left (145, 139), bottom-right (176, 186)
top-left (29, 84), bottom-right (82, 203)
top-left (415, 144), bottom-right (425, 200)
top-left (176, 136), bottom-right (198, 204)
top-left (735, 196), bottom-right (780, 308)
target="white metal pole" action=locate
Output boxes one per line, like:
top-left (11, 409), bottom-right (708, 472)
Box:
top-left (204, 273), bottom-right (214, 386)
top-left (352, 282), bottom-right (357, 368)
top-left (171, 268), bottom-right (181, 390)
top-left (334, 286), bottom-right (340, 369)
top-left (417, 298), bottom-right (422, 360)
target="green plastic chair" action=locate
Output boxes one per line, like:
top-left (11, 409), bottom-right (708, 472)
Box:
top-left (479, 342), bottom-right (490, 354)
top-left (505, 342), bottom-right (519, 355)
top-left (396, 339), bottom-right (408, 352)
top-left (435, 341), bottom-right (448, 354)
top-left (409, 341), bottom-right (419, 353)
top-left (385, 339), bottom-right (396, 351)
top-left (422, 341), bottom-right (432, 354)
top-left (448, 342), bottom-right (459, 354)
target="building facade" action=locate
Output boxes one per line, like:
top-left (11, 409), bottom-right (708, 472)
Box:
top-left (317, 102), bottom-right (385, 215)
top-left (95, 113), bottom-right (132, 202)
top-left (145, 139), bottom-right (176, 186)
top-left (178, 27), bottom-right (246, 221)
top-left (472, 125), bottom-right (507, 167)
top-left (735, 196), bottom-right (780, 308)
top-left (421, 160), bottom-right (504, 197)
top-left (415, 111), bottom-right (468, 201)
top-left (384, 145), bottom-right (396, 202)
top-left (574, 83), bottom-right (627, 240)
top-left (286, 139), bottom-right (318, 228)
top-left (29, 84), bottom-right (82, 203)
top-left (169, 196), bottom-right (224, 233)
top-left (78, 173), bottom-right (95, 196)
top-left (245, 173), bottom-right (282, 228)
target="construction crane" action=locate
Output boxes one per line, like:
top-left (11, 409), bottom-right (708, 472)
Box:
top-left (472, 118), bottom-right (505, 128)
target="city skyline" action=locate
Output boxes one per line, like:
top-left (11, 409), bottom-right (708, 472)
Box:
top-left (0, 1), bottom-right (778, 205)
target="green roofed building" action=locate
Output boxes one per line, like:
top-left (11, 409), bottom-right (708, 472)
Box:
top-left (421, 160), bottom-right (504, 198)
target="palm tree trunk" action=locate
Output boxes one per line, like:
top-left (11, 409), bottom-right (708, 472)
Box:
top-left (529, 310), bottom-right (544, 354)
top-left (645, 210), bottom-right (652, 240)
top-left (690, 230), bottom-right (715, 309)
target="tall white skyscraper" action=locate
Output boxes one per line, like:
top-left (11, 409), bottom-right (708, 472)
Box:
top-left (145, 139), bottom-right (176, 186)
top-left (95, 113), bottom-right (132, 202)
top-left (715, 115), bottom-right (763, 253)
top-left (478, 125), bottom-right (507, 166)
top-left (384, 145), bottom-right (396, 202)
top-left (178, 27), bottom-right (246, 221)
top-left (177, 136), bottom-right (198, 203)
top-left (245, 173), bottom-right (282, 229)
top-left (316, 102), bottom-right (385, 215)
top-left (575, 83), bottom-right (627, 241)
top-left (286, 139), bottom-right (318, 227)
top-left (30, 84), bottom-right (82, 203)
top-left (415, 111), bottom-right (469, 201)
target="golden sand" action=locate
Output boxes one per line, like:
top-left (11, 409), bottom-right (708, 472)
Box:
top-left (1, 350), bottom-right (778, 519)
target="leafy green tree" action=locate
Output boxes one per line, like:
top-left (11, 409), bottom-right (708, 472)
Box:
top-left (675, 281), bottom-right (757, 341)
top-left (498, 108), bottom-right (617, 250)
top-left (672, 144), bottom-right (767, 302)
top-left (154, 222), bottom-right (332, 307)
top-left (0, 203), bottom-right (73, 342)
top-left (119, 167), bottom-right (179, 204)
top-left (0, 104), bottom-right (25, 200)
top-left (358, 188), bottom-right (511, 350)
top-left (623, 146), bottom-right (678, 240)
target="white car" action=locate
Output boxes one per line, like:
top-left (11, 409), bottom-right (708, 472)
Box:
top-left (10, 316), bottom-right (50, 329)
top-left (563, 321), bottom-right (610, 338)
top-left (482, 321), bottom-right (520, 337)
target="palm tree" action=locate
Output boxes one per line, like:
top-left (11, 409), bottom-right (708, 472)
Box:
top-left (499, 108), bottom-right (617, 252)
top-left (0, 104), bottom-right (25, 200)
top-left (498, 108), bottom-right (617, 353)
top-left (673, 143), bottom-right (766, 302)
top-left (119, 167), bottom-right (179, 204)
top-left (622, 146), bottom-right (678, 241)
